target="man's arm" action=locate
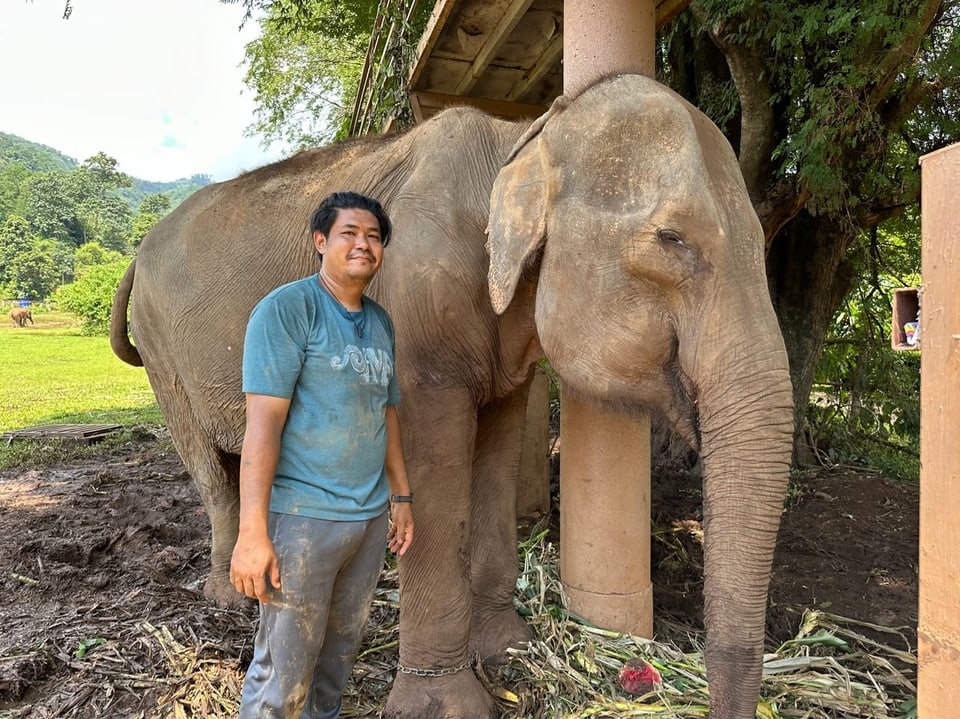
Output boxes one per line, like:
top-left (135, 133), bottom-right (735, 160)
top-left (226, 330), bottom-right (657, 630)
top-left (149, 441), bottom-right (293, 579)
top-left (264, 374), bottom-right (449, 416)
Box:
top-left (230, 392), bottom-right (291, 603)
top-left (385, 405), bottom-right (414, 555)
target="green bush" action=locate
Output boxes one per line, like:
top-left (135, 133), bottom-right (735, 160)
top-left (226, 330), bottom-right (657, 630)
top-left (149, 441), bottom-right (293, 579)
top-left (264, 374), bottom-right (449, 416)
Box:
top-left (57, 258), bottom-right (130, 335)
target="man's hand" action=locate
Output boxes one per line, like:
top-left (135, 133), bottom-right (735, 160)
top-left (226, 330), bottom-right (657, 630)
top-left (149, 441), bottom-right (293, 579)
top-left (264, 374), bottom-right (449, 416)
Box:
top-left (230, 531), bottom-right (281, 603)
top-left (388, 503), bottom-right (414, 556)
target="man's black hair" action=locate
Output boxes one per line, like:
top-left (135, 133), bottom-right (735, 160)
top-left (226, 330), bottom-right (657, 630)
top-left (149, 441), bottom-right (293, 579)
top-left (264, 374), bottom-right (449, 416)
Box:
top-left (310, 191), bottom-right (392, 246)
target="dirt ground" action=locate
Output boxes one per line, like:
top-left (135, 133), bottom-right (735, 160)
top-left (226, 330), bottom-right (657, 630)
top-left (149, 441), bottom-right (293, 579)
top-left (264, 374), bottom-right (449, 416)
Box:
top-left (0, 429), bottom-right (918, 718)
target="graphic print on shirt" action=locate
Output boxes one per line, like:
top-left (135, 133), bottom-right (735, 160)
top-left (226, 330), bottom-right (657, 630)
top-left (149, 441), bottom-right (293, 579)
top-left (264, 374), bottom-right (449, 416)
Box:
top-left (330, 345), bottom-right (394, 388)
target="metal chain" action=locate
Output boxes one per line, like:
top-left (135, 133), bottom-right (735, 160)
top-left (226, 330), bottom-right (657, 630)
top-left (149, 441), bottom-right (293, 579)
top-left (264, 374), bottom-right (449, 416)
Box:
top-left (396, 659), bottom-right (473, 677)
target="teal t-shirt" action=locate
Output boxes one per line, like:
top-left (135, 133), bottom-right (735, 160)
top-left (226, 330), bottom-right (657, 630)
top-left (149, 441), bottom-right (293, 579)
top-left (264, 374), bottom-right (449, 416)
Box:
top-left (242, 275), bottom-right (400, 521)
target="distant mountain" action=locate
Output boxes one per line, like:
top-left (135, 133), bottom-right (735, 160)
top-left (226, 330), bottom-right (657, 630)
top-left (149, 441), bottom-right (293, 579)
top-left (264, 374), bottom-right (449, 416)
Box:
top-left (0, 132), bottom-right (76, 173)
top-left (120, 174), bottom-right (213, 210)
top-left (0, 131), bottom-right (213, 210)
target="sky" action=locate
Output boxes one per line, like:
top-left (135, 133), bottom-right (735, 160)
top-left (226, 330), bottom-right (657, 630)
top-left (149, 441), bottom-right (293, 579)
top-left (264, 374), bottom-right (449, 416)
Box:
top-left (0, 0), bottom-right (289, 183)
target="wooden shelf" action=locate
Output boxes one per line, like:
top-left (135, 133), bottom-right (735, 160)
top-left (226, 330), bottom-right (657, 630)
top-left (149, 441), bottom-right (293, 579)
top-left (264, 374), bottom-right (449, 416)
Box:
top-left (891, 287), bottom-right (921, 352)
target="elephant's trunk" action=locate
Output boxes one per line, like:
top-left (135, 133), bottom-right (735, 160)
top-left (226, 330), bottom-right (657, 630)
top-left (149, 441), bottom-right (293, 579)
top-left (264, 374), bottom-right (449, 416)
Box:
top-left (694, 349), bottom-right (793, 717)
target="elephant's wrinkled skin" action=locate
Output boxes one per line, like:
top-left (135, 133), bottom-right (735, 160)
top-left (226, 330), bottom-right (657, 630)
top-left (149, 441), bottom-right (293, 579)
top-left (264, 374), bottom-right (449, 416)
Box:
top-left (111, 75), bottom-right (793, 719)
top-left (10, 307), bottom-right (33, 327)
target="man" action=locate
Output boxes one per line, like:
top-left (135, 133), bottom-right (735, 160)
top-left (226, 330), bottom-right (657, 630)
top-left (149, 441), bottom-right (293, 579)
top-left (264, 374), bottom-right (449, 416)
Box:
top-left (230, 191), bottom-right (414, 719)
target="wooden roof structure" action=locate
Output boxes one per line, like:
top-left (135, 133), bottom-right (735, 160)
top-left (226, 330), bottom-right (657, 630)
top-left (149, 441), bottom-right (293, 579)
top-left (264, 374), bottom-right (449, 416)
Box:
top-left (351, 0), bottom-right (691, 135)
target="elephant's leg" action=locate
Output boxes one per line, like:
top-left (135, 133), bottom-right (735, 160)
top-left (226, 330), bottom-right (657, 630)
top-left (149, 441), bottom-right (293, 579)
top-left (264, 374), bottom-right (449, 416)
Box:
top-left (384, 387), bottom-right (496, 719)
top-left (469, 383), bottom-right (535, 663)
top-left (149, 371), bottom-right (243, 607)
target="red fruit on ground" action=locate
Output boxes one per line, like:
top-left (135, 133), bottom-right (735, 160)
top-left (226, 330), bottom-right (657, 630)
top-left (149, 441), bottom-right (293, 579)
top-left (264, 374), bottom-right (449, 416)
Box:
top-left (617, 658), bottom-right (662, 696)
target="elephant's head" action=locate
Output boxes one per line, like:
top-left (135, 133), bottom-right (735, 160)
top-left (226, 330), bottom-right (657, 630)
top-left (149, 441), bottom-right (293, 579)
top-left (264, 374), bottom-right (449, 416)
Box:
top-left (487, 74), bottom-right (794, 718)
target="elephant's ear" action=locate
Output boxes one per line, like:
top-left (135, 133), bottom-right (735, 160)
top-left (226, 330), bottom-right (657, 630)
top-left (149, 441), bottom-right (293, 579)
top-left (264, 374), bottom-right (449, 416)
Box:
top-left (486, 96), bottom-right (569, 315)
top-left (486, 144), bottom-right (547, 315)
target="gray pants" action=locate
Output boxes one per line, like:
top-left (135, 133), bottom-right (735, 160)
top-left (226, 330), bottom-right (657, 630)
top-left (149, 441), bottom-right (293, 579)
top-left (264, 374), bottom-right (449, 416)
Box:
top-left (239, 511), bottom-right (389, 719)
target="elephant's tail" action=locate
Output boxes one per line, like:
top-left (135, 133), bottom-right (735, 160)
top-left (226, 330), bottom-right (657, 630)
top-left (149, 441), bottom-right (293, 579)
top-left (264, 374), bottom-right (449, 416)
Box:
top-left (110, 259), bottom-right (144, 367)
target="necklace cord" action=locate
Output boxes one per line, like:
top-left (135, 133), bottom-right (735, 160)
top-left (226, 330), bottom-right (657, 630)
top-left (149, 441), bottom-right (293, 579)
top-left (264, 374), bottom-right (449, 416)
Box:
top-left (319, 272), bottom-right (365, 338)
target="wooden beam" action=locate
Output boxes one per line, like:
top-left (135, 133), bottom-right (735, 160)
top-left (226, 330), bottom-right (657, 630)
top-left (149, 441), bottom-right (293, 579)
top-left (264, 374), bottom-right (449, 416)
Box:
top-left (410, 90), bottom-right (547, 122)
top-left (655, 0), bottom-right (691, 29)
top-left (454, 0), bottom-right (536, 95)
top-left (506, 30), bottom-right (562, 102)
top-left (408, 0), bottom-right (460, 87)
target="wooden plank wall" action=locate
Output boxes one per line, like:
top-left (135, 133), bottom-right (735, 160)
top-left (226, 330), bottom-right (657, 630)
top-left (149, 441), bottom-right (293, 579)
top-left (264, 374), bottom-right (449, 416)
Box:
top-left (917, 142), bottom-right (960, 716)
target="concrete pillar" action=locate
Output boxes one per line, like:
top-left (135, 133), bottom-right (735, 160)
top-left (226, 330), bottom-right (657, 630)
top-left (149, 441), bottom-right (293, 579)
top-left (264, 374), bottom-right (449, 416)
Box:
top-left (558, 0), bottom-right (656, 637)
top-left (917, 143), bottom-right (960, 716)
top-left (563, 0), bottom-right (656, 96)
top-left (559, 394), bottom-right (653, 636)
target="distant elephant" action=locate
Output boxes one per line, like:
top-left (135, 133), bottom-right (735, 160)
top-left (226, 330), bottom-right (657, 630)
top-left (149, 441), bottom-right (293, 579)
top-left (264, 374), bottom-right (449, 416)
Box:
top-left (10, 307), bottom-right (33, 327)
top-left (111, 74), bottom-right (793, 719)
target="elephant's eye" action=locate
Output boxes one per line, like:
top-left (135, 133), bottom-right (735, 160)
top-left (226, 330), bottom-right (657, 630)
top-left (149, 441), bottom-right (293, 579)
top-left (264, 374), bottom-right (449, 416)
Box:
top-left (657, 229), bottom-right (686, 247)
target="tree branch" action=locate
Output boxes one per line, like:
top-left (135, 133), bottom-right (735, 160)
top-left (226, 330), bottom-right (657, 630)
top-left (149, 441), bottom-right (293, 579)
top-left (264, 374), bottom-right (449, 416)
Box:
top-left (865, 0), bottom-right (943, 109)
top-left (690, 1), bottom-right (777, 203)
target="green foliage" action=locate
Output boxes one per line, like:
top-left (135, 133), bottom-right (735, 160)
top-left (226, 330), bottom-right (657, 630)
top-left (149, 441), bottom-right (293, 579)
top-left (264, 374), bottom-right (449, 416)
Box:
top-left (0, 131), bottom-right (76, 173)
top-left (226, 0), bottom-right (378, 39)
top-left (692, 0), bottom-right (959, 218)
top-left (351, 2), bottom-right (432, 137)
top-left (73, 241), bottom-right (123, 271)
top-left (0, 163), bottom-right (30, 220)
top-left (129, 213), bottom-right (160, 248)
top-left (241, 0), bottom-right (372, 148)
top-left (138, 193), bottom-right (171, 216)
top-left (233, 0), bottom-right (430, 147)
top-left (23, 171), bottom-right (80, 242)
top-left (1, 132), bottom-right (210, 224)
top-left (80, 152), bottom-right (132, 192)
top-left (0, 135), bottom-right (207, 318)
top-left (5, 242), bottom-right (60, 300)
top-left (129, 192), bottom-right (174, 246)
top-left (37, 238), bottom-right (76, 287)
top-left (807, 217), bottom-right (921, 481)
top-left (119, 174), bottom-right (212, 211)
top-left (0, 213), bottom-right (33, 287)
top-left (57, 258), bottom-right (130, 335)
top-left (69, 155), bottom-right (134, 249)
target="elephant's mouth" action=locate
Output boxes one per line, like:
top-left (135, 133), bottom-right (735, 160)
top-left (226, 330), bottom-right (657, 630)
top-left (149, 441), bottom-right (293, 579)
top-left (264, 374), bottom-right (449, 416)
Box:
top-left (663, 354), bottom-right (700, 451)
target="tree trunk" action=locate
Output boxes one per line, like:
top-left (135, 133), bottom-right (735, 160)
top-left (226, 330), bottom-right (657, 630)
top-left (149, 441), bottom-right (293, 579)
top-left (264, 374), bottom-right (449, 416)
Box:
top-left (766, 211), bottom-right (856, 465)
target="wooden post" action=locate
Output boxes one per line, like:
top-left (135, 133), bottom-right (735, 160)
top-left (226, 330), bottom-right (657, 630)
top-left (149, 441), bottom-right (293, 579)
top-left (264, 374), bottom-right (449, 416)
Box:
top-left (917, 143), bottom-right (960, 716)
top-left (516, 366), bottom-right (552, 519)
top-left (558, 0), bottom-right (656, 637)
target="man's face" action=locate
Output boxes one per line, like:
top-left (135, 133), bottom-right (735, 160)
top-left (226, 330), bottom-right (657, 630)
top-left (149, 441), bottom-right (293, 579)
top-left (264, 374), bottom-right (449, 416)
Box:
top-left (313, 208), bottom-right (384, 285)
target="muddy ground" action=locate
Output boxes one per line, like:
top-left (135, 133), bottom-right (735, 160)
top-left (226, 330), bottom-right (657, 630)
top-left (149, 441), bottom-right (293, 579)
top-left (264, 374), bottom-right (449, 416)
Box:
top-left (0, 429), bottom-right (918, 718)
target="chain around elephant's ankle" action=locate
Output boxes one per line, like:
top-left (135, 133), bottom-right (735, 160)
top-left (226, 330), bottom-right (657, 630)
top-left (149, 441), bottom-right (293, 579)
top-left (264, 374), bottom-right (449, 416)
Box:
top-left (396, 658), bottom-right (473, 677)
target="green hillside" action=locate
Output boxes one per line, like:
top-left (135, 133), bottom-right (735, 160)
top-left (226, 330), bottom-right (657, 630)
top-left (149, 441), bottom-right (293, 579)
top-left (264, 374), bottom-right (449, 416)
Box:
top-left (0, 132), bottom-right (76, 173)
top-left (0, 131), bottom-right (212, 210)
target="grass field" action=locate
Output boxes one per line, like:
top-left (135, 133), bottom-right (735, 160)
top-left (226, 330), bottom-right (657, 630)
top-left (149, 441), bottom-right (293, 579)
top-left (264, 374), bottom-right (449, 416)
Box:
top-left (0, 308), bottom-right (162, 434)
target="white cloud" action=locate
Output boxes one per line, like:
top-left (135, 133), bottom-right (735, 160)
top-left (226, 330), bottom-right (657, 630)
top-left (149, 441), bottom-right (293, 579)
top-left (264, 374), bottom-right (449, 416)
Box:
top-left (0, 0), bottom-right (289, 182)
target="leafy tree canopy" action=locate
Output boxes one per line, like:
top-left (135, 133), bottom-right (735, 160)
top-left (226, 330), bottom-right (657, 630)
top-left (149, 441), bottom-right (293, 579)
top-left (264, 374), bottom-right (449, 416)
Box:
top-left (5, 242), bottom-right (60, 301)
top-left (74, 241), bottom-right (123, 272)
top-left (235, 0), bottom-right (378, 148)
top-left (0, 214), bottom-right (33, 288)
top-left (224, 0), bottom-right (379, 39)
top-left (138, 193), bottom-right (171, 216)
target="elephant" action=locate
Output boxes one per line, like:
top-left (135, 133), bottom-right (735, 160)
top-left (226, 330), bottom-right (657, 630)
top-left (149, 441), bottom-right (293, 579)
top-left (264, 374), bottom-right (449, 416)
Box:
top-left (10, 307), bottom-right (33, 327)
top-left (110, 74), bottom-right (793, 719)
